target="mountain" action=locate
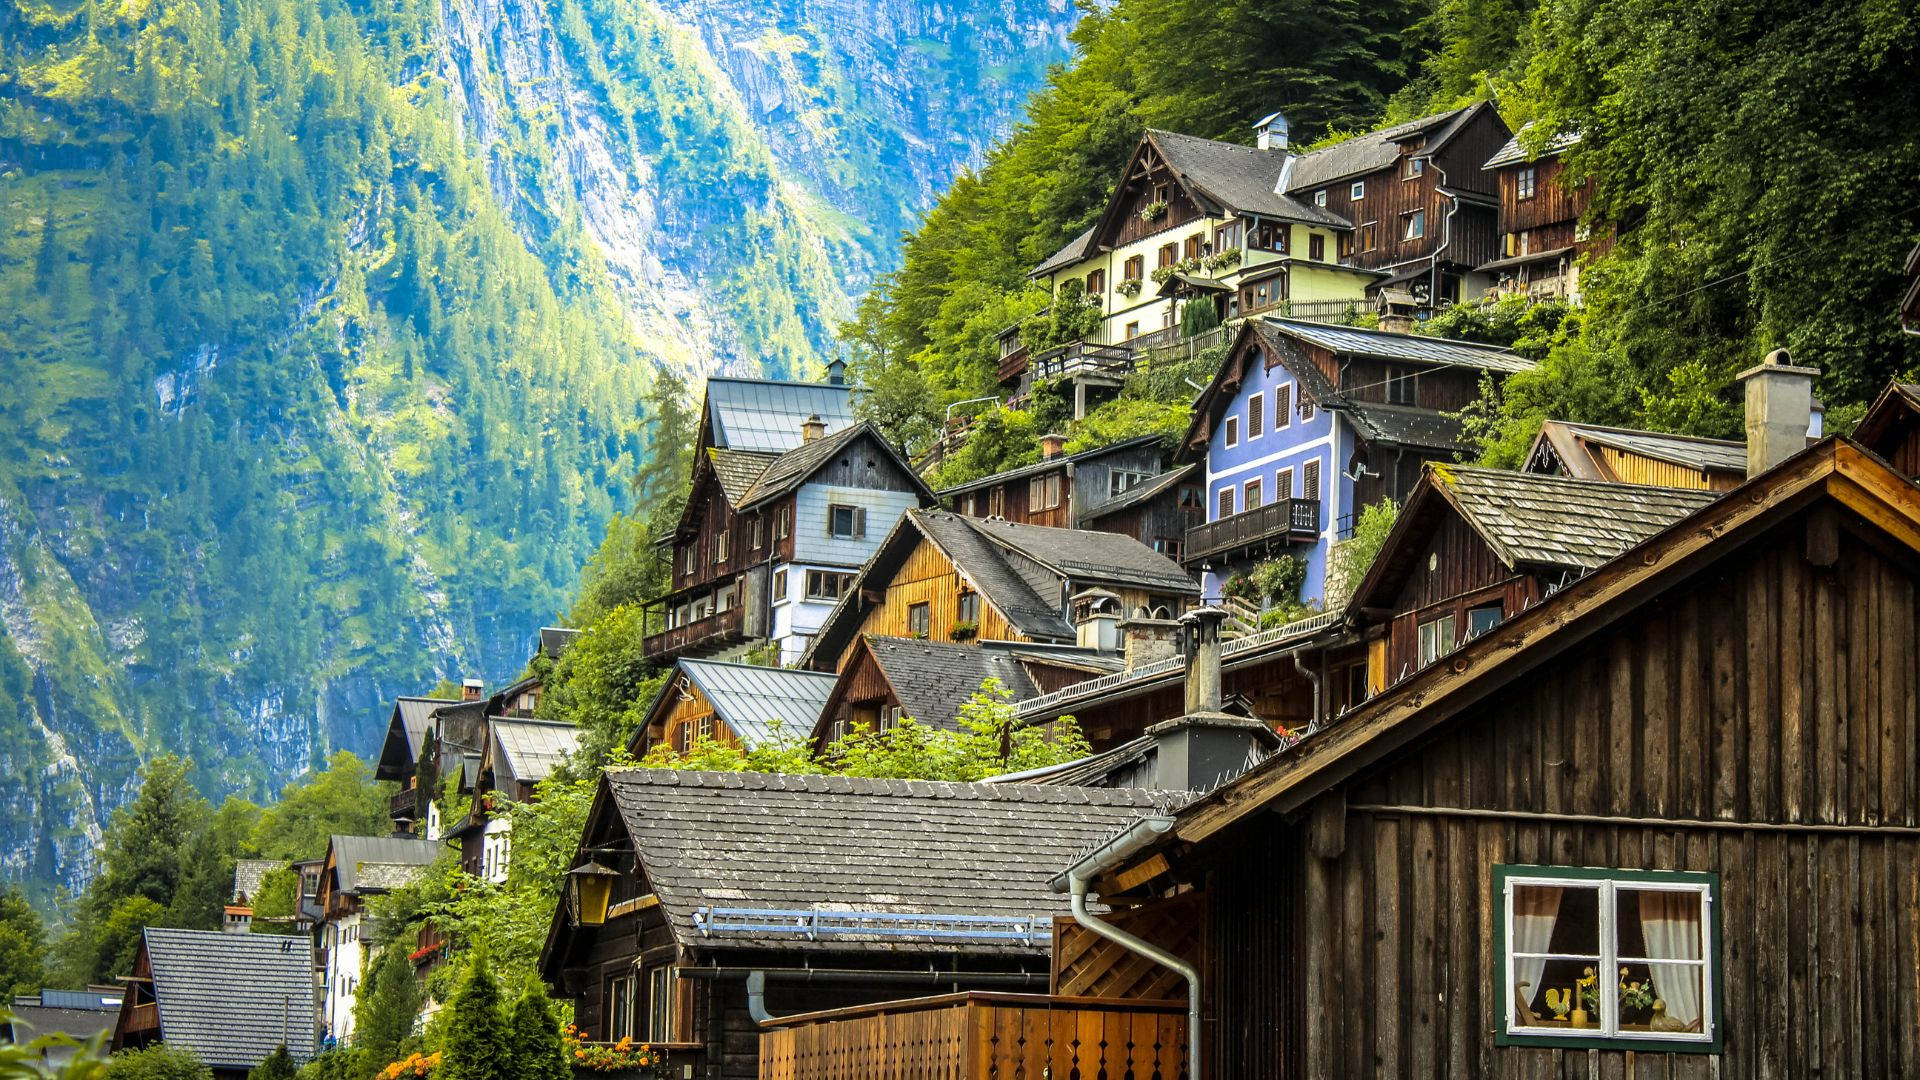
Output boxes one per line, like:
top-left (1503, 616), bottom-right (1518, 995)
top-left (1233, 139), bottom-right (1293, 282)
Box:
top-left (0, 0), bottom-right (1077, 901)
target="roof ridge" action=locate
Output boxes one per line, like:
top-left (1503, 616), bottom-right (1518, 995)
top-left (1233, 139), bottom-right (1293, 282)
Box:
top-left (1441, 463), bottom-right (1722, 498)
top-left (605, 766), bottom-right (1169, 805)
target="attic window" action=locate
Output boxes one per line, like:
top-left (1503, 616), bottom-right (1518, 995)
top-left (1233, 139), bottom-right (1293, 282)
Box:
top-left (1417, 613), bottom-right (1457, 666)
top-left (1224, 415), bottom-right (1240, 448)
top-left (1386, 366), bottom-right (1416, 405)
top-left (1350, 180), bottom-right (1365, 201)
top-left (1109, 470), bottom-right (1151, 497)
top-left (1406, 157), bottom-right (1424, 178)
top-left (1314, 189), bottom-right (1327, 207)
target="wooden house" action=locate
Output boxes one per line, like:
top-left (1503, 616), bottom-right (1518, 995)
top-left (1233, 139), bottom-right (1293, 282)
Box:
top-left (312, 834), bottom-right (440, 1042)
top-left (1180, 316), bottom-right (1530, 604)
top-left (443, 717), bottom-right (580, 883)
top-left (113, 928), bottom-right (316, 1078)
top-left (809, 635), bottom-right (1118, 746)
top-left (629, 658), bottom-right (837, 757)
top-left (798, 510), bottom-right (1199, 673)
top-left (1476, 128), bottom-right (1599, 300)
top-left (1282, 103), bottom-right (1510, 306)
top-left (1524, 420), bottom-right (1747, 491)
top-left (1043, 436), bottom-right (1920, 1079)
top-left (647, 416), bottom-right (935, 667)
top-left (373, 695), bottom-right (457, 834)
top-left (536, 769), bottom-right (1173, 1080)
top-left (940, 435), bottom-right (1203, 560)
top-left (1855, 380), bottom-right (1920, 479)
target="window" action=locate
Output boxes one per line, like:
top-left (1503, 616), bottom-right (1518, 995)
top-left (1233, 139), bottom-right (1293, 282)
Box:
top-left (1124, 254), bottom-right (1144, 282)
top-left (1350, 180), bottom-right (1365, 201)
top-left (1386, 366), bottom-right (1416, 405)
top-left (1402, 209), bottom-right (1426, 241)
top-left (1302, 459), bottom-right (1321, 502)
top-left (1417, 612), bottom-right (1457, 665)
top-left (1239, 273), bottom-right (1285, 313)
top-left (907, 602), bottom-right (931, 638)
top-left (1224, 416), bottom-right (1239, 448)
top-left (1184, 233), bottom-right (1204, 261)
top-left (751, 518), bottom-right (763, 550)
top-left (988, 487), bottom-right (1004, 517)
top-left (1250, 221), bottom-right (1287, 253)
top-left (1243, 478), bottom-right (1263, 510)
top-left (644, 964), bottom-right (681, 1044)
top-left (1496, 866), bottom-right (1719, 1051)
top-left (1273, 385), bottom-right (1292, 429)
top-left (829, 503), bottom-right (867, 539)
top-left (1301, 396), bottom-right (1315, 421)
top-left (957, 590), bottom-right (979, 624)
top-left (772, 569), bottom-right (788, 602)
top-left (1217, 487), bottom-right (1234, 519)
top-left (1308, 234), bottom-right (1325, 261)
top-left (1028, 472), bottom-right (1062, 510)
top-left (1338, 231), bottom-right (1353, 259)
top-left (1359, 222), bottom-right (1377, 252)
top-left (680, 544), bottom-right (698, 575)
top-left (607, 974), bottom-right (636, 1041)
top-left (1468, 603), bottom-right (1504, 638)
top-left (805, 570), bottom-right (853, 601)
top-left (714, 530), bottom-right (729, 563)
top-left (1179, 484), bottom-right (1204, 515)
top-left (775, 506), bottom-right (792, 540)
top-left (1314, 189), bottom-right (1327, 207)
top-left (1275, 466), bottom-right (1293, 498)
top-left (1214, 221), bottom-right (1242, 253)
top-left (1108, 470), bottom-right (1150, 497)
top-left (1153, 538), bottom-right (1183, 559)
top-left (1158, 243), bottom-right (1177, 268)
top-left (1087, 269), bottom-right (1107, 296)
top-left (1247, 393), bottom-right (1264, 439)
top-left (1406, 156), bottom-right (1424, 178)
top-left (1152, 182), bottom-right (1168, 205)
top-left (1517, 166), bottom-right (1537, 200)
top-left (1125, 321), bottom-right (1140, 339)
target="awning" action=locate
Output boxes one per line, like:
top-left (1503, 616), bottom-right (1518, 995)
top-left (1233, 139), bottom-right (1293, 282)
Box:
top-left (1476, 246), bottom-right (1576, 274)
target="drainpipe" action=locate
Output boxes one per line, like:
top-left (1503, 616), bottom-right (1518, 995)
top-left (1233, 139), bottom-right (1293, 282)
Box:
top-left (1293, 653), bottom-right (1322, 727)
top-left (745, 970), bottom-right (774, 1025)
top-left (1427, 156), bottom-right (1458, 309)
top-left (1060, 816), bottom-right (1201, 1078)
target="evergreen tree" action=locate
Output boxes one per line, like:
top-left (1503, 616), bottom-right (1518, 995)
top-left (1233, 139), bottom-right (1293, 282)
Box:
top-left (437, 949), bottom-right (512, 1080)
top-left (0, 885), bottom-right (47, 999)
top-left (350, 948), bottom-right (421, 1079)
top-left (506, 983), bottom-right (570, 1080)
top-left (98, 756), bottom-right (204, 908)
top-left (248, 1046), bottom-right (298, 1080)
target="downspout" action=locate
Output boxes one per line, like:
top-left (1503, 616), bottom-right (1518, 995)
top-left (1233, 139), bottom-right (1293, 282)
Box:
top-left (1293, 653), bottom-right (1322, 728)
top-left (745, 970), bottom-right (774, 1025)
top-left (1060, 816), bottom-right (1201, 1078)
top-left (1427, 155), bottom-right (1460, 307)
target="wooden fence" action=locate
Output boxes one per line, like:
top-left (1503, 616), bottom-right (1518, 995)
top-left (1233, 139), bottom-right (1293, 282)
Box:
top-left (759, 992), bottom-right (1187, 1080)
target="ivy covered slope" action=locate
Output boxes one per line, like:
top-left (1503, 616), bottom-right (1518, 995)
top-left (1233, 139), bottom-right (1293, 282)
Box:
top-left (0, 0), bottom-right (1077, 902)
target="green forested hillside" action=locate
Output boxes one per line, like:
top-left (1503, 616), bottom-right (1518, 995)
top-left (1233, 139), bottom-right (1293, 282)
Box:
top-left (847, 0), bottom-right (1920, 457)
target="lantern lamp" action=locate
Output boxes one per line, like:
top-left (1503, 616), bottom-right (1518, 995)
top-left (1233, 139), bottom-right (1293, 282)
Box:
top-left (566, 859), bottom-right (620, 926)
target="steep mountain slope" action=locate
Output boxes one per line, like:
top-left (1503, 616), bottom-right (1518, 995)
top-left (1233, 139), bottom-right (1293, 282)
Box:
top-left (0, 0), bottom-right (1076, 901)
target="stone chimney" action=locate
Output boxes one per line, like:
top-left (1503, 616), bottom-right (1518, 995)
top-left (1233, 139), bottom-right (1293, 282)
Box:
top-left (1071, 588), bottom-right (1123, 651)
top-left (826, 357), bottom-right (848, 386)
top-left (1119, 614), bottom-right (1181, 671)
top-left (800, 413), bottom-right (826, 443)
top-left (1255, 111), bottom-right (1289, 152)
top-left (461, 678), bottom-right (483, 702)
top-left (1039, 432), bottom-right (1067, 460)
top-left (1736, 349), bottom-right (1821, 477)
top-left (1180, 607), bottom-right (1229, 714)
top-left (1143, 713), bottom-right (1282, 791)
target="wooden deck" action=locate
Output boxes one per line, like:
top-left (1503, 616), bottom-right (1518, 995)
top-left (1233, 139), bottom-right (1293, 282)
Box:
top-left (759, 992), bottom-right (1187, 1080)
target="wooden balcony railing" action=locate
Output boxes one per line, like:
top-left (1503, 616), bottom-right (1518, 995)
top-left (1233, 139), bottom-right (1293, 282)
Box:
top-left (1031, 341), bottom-right (1134, 383)
top-left (641, 604), bottom-right (746, 662)
top-left (760, 992), bottom-right (1187, 1080)
top-left (997, 342), bottom-right (1031, 384)
top-left (389, 788), bottom-right (420, 823)
top-left (1183, 498), bottom-right (1321, 564)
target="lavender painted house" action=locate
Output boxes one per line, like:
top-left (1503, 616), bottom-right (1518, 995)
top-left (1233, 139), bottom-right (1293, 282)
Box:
top-left (1176, 317), bottom-right (1532, 604)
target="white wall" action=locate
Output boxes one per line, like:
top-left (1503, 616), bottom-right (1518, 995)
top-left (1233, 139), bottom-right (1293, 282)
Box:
top-left (322, 911), bottom-right (363, 1042)
top-left (480, 818), bottom-right (512, 885)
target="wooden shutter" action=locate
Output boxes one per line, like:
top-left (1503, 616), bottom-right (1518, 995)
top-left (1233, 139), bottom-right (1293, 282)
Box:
top-left (1304, 459), bottom-right (1321, 501)
top-left (1274, 385), bottom-right (1291, 427)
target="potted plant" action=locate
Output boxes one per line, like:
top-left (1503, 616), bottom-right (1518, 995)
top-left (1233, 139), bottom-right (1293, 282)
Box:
top-left (1115, 278), bottom-right (1143, 298)
top-left (565, 1027), bottom-right (662, 1077)
top-left (949, 620), bottom-right (978, 642)
top-left (1138, 200), bottom-right (1168, 223)
top-left (1150, 265), bottom-right (1177, 286)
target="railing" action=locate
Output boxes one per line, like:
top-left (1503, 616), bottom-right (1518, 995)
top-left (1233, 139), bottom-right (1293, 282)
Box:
top-left (641, 603), bottom-right (745, 661)
top-left (694, 907), bottom-right (1051, 945)
top-left (1267, 297), bottom-right (1371, 324)
top-left (314, 946), bottom-right (329, 972)
top-left (1183, 498), bottom-right (1321, 564)
top-left (389, 788), bottom-right (420, 822)
top-left (996, 342), bottom-right (1030, 384)
top-left (1030, 340), bottom-right (1134, 382)
top-left (760, 993), bottom-right (1187, 1080)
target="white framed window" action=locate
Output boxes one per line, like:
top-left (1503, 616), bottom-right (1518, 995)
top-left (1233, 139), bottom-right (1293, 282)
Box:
top-left (1517, 166), bottom-right (1537, 200)
top-left (714, 530), bottom-right (730, 563)
top-left (1108, 470), bottom-right (1151, 497)
top-left (1406, 156), bottom-right (1424, 178)
top-left (828, 503), bottom-right (866, 539)
top-left (1496, 865), bottom-right (1718, 1052)
top-left (1417, 612), bottom-right (1456, 665)
top-left (1314, 189), bottom-right (1327, 207)
top-left (607, 973), bottom-right (636, 1041)
top-left (772, 569), bottom-right (788, 602)
top-left (1349, 180), bottom-right (1365, 201)
top-left (804, 570), bottom-right (853, 601)
top-left (1402, 209), bottom-right (1425, 241)
top-left (644, 964), bottom-right (681, 1043)
top-left (1224, 416), bottom-right (1239, 448)
top-left (1243, 478), bottom-right (1262, 510)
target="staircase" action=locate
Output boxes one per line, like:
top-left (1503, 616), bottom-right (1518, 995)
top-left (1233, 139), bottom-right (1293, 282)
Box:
top-left (1220, 596), bottom-right (1261, 639)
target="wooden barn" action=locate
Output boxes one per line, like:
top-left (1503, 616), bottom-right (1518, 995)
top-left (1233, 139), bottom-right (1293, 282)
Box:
top-left (628, 658), bottom-right (836, 756)
top-left (1049, 436), bottom-right (1920, 1078)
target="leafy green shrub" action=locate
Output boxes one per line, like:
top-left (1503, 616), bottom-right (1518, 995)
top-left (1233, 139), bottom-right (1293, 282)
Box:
top-left (105, 1045), bottom-right (211, 1080)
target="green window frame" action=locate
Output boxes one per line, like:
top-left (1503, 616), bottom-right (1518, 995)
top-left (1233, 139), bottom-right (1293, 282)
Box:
top-left (1493, 864), bottom-right (1723, 1054)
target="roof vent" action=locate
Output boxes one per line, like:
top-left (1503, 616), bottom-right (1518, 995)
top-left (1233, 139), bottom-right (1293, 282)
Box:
top-left (1255, 111), bottom-right (1289, 151)
top-left (826, 357), bottom-right (848, 386)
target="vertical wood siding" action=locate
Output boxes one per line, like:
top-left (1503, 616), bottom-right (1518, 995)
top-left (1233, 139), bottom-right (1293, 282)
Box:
top-left (852, 538), bottom-right (1023, 649)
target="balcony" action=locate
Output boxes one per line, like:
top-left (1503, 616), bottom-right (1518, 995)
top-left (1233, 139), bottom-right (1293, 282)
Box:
top-left (760, 992), bottom-right (1187, 1080)
top-left (1030, 340), bottom-right (1134, 383)
top-left (1183, 498), bottom-right (1322, 565)
top-left (641, 603), bottom-right (746, 662)
top-left (389, 788), bottom-right (420, 823)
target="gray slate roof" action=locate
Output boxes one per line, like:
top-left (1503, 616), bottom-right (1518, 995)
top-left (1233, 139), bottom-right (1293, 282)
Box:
top-left (677, 659), bottom-right (837, 745)
top-left (1483, 125), bottom-right (1581, 169)
top-left (1545, 422), bottom-right (1747, 474)
top-left (491, 719), bottom-right (581, 786)
top-left (328, 835), bottom-right (441, 896)
top-left (142, 928), bottom-right (316, 1067)
top-left (231, 859), bottom-right (280, 904)
top-left (1436, 465), bottom-right (1719, 570)
top-left (936, 435), bottom-right (1163, 498)
top-left (915, 511), bottom-right (1076, 640)
top-left (705, 378), bottom-right (854, 454)
top-left (1286, 105), bottom-right (1481, 192)
top-left (860, 637), bottom-right (1040, 731)
top-left (601, 769), bottom-right (1179, 955)
top-left (738, 422), bottom-right (927, 510)
top-left (1264, 318), bottom-right (1534, 373)
top-left (961, 515), bottom-right (1200, 595)
top-left (1345, 401), bottom-right (1469, 453)
top-left (1079, 464), bottom-right (1197, 523)
top-left (707, 448), bottom-right (779, 504)
top-left (1148, 130), bottom-right (1351, 228)
top-left (7, 1004), bottom-right (117, 1046)
top-left (1032, 225), bottom-right (1097, 278)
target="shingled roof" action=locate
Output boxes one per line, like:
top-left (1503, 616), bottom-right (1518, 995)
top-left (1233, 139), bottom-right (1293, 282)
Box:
top-left (599, 769), bottom-right (1179, 955)
top-left (1433, 466), bottom-right (1719, 571)
top-left (1483, 124), bottom-right (1581, 169)
top-left (1263, 318), bottom-right (1533, 373)
top-left (961, 516), bottom-right (1200, 594)
top-left (1078, 464), bottom-right (1197, 525)
top-left (1344, 401), bottom-right (1469, 453)
top-left (1286, 104), bottom-right (1486, 192)
top-left (1147, 130), bottom-right (1351, 228)
top-left (736, 422), bottom-right (932, 510)
top-left (856, 636), bottom-right (1041, 732)
top-left (707, 448), bottom-right (779, 504)
top-left (138, 928), bottom-right (316, 1067)
top-left (1032, 225), bottom-right (1097, 279)
top-left (327, 835), bottom-right (441, 896)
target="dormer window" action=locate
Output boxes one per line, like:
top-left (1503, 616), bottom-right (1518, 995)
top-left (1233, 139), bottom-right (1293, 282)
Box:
top-left (1314, 189), bottom-right (1327, 207)
top-left (1350, 180), bottom-right (1365, 201)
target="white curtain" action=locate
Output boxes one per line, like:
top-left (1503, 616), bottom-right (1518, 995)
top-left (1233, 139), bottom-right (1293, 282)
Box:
top-left (1511, 885), bottom-right (1563, 1021)
top-left (1638, 890), bottom-right (1704, 1030)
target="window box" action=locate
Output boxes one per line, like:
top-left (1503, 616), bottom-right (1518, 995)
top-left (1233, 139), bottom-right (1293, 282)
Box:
top-left (1138, 200), bottom-right (1168, 223)
top-left (1495, 865), bottom-right (1721, 1053)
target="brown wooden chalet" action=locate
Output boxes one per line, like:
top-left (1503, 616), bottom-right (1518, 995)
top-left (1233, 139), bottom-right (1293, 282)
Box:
top-left (1523, 420), bottom-right (1747, 491)
top-left (114, 927), bottom-right (317, 1078)
top-left (797, 509), bottom-right (1199, 673)
top-left (1033, 435), bottom-right (1920, 1079)
top-left (939, 433), bottom-right (1201, 558)
top-left (537, 769), bottom-right (1175, 1080)
top-left (1855, 380), bottom-right (1920, 479)
top-left (1476, 127), bottom-right (1602, 300)
top-left (443, 716), bottom-right (581, 880)
top-left (627, 658), bottom-right (837, 757)
top-left (1282, 102), bottom-right (1511, 305)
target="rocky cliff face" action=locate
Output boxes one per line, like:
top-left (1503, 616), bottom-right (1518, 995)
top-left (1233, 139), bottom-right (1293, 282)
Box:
top-left (0, 0), bottom-right (1078, 902)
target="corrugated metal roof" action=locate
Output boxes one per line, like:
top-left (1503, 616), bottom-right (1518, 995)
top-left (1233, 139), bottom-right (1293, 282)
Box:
top-left (705, 378), bottom-right (854, 453)
top-left (491, 719), bottom-right (581, 786)
top-left (1436, 465), bottom-right (1718, 570)
top-left (601, 769), bottom-right (1180, 955)
top-left (1264, 317), bottom-right (1534, 372)
top-left (676, 660), bottom-right (837, 746)
top-left (143, 928), bottom-right (316, 1067)
top-left (328, 835), bottom-right (440, 895)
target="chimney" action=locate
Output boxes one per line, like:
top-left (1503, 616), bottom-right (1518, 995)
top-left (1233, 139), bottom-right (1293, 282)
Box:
top-left (1180, 607), bottom-right (1229, 714)
top-left (826, 357), bottom-right (848, 386)
top-left (1144, 713), bottom-right (1282, 791)
top-left (800, 413), bottom-right (826, 443)
top-left (1736, 348), bottom-right (1821, 477)
top-left (1255, 111), bottom-right (1289, 152)
top-left (1039, 432), bottom-right (1067, 459)
top-left (461, 678), bottom-right (484, 702)
top-left (1119, 613), bottom-right (1180, 671)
